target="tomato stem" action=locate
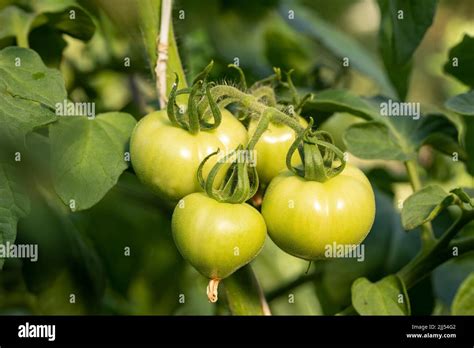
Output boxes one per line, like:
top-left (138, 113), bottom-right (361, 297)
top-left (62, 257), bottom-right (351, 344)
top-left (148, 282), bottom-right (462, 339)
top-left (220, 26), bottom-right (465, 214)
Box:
top-left (285, 123), bottom-right (346, 182)
top-left (224, 265), bottom-right (272, 315)
top-left (251, 86), bottom-right (277, 106)
top-left (199, 81), bottom-right (348, 184)
top-left (227, 64), bottom-right (248, 91)
top-left (203, 85), bottom-right (305, 133)
top-left (404, 160), bottom-right (422, 191)
top-left (404, 159), bottom-right (436, 245)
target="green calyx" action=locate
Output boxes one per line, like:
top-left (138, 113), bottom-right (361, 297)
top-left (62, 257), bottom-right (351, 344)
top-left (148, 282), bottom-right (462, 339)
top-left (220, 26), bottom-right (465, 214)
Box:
top-left (287, 119), bottom-right (346, 182)
top-left (167, 61), bottom-right (222, 134)
top-left (197, 145), bottom-right (259, 204)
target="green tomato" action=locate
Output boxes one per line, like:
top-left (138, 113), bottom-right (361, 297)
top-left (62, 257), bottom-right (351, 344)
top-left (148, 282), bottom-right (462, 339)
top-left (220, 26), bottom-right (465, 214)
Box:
top-left (261, 164), bottom-right (375, 260)
top-left (172, 192), bottom-right (267, 280)
top-left (130, 109), bottom-right (248, 205)
top-left (248, 116), bottom-right (307, 185)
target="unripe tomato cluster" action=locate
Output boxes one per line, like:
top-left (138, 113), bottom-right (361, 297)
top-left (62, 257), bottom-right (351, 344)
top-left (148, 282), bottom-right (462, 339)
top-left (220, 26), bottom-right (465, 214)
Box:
top-left (130, 89), bottom-right (376, 302)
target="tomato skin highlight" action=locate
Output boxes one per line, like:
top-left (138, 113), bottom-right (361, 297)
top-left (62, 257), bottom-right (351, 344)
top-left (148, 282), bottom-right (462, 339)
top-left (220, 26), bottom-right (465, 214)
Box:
top-left (261, 164), bottom-right (376, 260)
top-left (248, 116), bottom-right (307, 185)
top-left (130, 109), bottom-right (247, 205)
top-left (172, 192), bottom-right (267, 279)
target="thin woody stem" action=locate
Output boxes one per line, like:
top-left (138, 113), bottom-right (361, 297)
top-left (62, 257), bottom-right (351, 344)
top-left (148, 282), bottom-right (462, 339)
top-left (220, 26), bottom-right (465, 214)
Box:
top-left (155, 0), bottom-right (172, 107)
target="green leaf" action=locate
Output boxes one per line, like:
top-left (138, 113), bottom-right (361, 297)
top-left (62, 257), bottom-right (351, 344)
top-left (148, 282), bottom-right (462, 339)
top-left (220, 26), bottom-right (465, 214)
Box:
top-left (223, 265), bottom-right (270, 315)
top-left (309, 90), bottom-right (461, 161)
top-left (417, 112), bottom-right (465, 159)
top-left (441, 94), bottom-right (473, 171)
top-left (444, 35), bottom-right (474, 89)
top-left (401, 185), bottom-right (454, 230)
top-left (49, 112), bottom-right (137, 211)
top-left (0, 164), bottom-right (30, 269)
top-left (379, 50), bottom-right (412, 101)
top-left (378, 0), bottom-right (438, 99)
top-left (0, 6), bottom-right (35, 47)
top-left (0, 46), bottom-right (66, 106)
top-left (424, 109), bottom-right (466, 163)
top-left (443, 110), bottom-right (465, 143)
top-left (136, 0), bottom-right (160, 75)
top-left (445, 91), bottom-right (474, 175)
top-left (379, 0), bottom-right (412, 101)
top-left (279, 3), bottom-right (395, 97)
top-left (378, 0), bottom-right (437, 64)
top-left (402, 185), bottom-right (474, 230)
top-left (29, 25), bottom-right (67, 68)
top-left (352, 275), bottom-right (410, 315)
top-left (310, 89), bottom-right (381, 121)
top-left (452, 272), bottom-right (474, 315)
top-left (445, 91), bottom-right (474, 116)
top-left (309, 90), bottom-right (462, 161)
top-left (0, 46), bottom-right (66, 145)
